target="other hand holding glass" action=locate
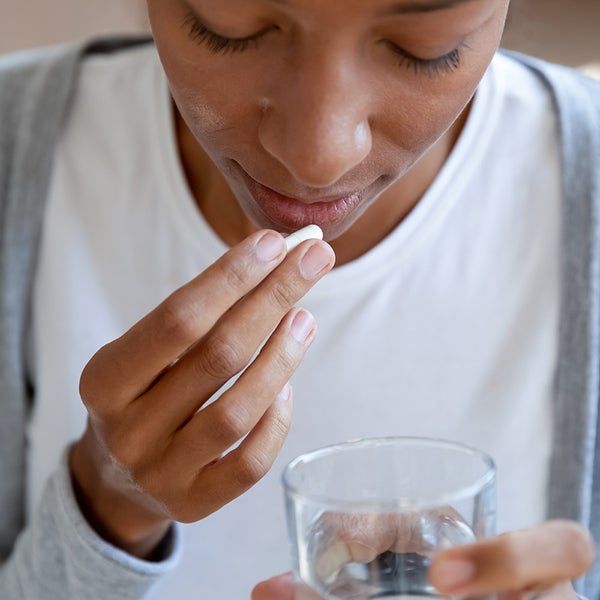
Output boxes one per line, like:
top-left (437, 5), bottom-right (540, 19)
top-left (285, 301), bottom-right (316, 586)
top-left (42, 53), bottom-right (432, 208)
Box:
top-left (281, 437), bottom-right (496, 600)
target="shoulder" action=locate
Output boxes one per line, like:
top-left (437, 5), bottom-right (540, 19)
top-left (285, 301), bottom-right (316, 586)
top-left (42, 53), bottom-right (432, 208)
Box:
top-left (0, 36), bottom-right (154, 118)
top-left (0, 35), bottom-right (156, 190)
top-left (497, 50), bottom-right (600, 183)
top-left (498, 50), bottom-right (600, 118)
top-left (0, 34), bottom-right (154, 74)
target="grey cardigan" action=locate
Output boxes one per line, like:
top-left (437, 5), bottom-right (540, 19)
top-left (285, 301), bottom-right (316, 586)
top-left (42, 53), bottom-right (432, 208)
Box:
top-left (0, 37), bottom-right (599, 599)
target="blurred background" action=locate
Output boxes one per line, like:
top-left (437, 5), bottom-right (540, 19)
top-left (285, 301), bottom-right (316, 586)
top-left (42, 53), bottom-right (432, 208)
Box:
top-left (0, 0), bottom-right (598, 73)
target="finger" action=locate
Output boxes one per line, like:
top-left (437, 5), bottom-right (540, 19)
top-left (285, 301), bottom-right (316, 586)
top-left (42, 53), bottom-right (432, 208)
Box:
top-left (314, 513), bottom-right (398, 581)
top-left (251, 573), bottom-right (325, 600)
top-left (164, 307), bottom-right (315, 471)
top-left (175, 377), bottom-right (294, 521)
top-left (140, 240), bottom-right (334, 429)
top-left (294, 583), bottom-right (326, 600)
top-left (312, 507), bottom-right (471, 582)
top-left (429, 520), bottom-right (595, 596)
top-left (252, 573), bottom-right (295, 600)
top-left (499, 581), bottom-right (579, 600)
top-left (80, 229), bottom-right (287, 408)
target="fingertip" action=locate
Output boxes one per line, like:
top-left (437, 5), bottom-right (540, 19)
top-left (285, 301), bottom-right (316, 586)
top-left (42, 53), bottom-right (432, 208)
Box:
top-left (278, 382), bottom-right (293, 404)
top-left (290, 308), bottom-right (317, 344)
top-left (252, 573), bottom-right (296, 600)
top-left (256, 230), bottom-right (287, 263)
top-left (544, 520), bottom-right (596, 574)
top-left (428, 554), bottom-right (476, 594)
top-left (274, 383), bottom-right (294, 426)
top-left (299, 241), bottom-right (336, 280)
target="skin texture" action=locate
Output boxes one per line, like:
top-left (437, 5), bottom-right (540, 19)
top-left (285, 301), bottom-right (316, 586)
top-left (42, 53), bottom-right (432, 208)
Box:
top-left (66, 0), bottom-right (595, 594)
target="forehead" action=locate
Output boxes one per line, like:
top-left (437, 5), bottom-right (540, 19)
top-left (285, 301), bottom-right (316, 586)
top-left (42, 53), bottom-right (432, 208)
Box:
top-left (195, 0), bottom-right (496, 28)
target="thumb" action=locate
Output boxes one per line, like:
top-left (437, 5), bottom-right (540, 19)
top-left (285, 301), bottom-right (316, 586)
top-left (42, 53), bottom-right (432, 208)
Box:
top-left (252, 573), bottom-right (295, 600)
top-left (251, 573), bottom-right (324, 600)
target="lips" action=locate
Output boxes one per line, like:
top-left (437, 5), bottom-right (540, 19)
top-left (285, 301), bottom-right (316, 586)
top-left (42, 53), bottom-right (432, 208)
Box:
top-left (239, 167), bottom-right (364, 232)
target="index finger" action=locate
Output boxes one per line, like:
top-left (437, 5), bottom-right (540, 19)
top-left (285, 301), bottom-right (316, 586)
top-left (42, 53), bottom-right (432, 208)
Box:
top-left (428, 520), bottom-right (595, 596)
top-left (80, 229), bottom-right (287, 405)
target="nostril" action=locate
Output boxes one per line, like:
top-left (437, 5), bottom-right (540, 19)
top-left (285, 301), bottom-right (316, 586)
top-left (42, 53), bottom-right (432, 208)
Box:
top-left (259, 111), bottom-right (372, 188)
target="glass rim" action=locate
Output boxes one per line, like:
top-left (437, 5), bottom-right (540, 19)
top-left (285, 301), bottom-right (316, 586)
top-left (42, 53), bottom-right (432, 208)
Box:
top-left (282, 436), bottom-right (496, 510)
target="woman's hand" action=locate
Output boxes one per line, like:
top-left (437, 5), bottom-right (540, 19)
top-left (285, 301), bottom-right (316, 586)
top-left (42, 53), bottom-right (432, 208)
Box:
top-left (429, 520), bottom-right (593, 600)
top-left (69, 229), bottom-right (335, 559)
top-left (252, 520), bottom-right (594, 600)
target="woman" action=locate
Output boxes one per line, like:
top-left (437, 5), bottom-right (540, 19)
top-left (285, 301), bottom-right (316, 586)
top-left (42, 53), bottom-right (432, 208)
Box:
top-left (0, 0), bottom-right (599, 597)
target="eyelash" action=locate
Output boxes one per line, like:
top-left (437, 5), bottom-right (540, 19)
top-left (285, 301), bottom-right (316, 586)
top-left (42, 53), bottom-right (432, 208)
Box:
top-left (386, 42), bottom-right (465, 76)
top-left (183, 13), bottom-right (270, 54)
top-left (183, 12), bottom-right (465, 76)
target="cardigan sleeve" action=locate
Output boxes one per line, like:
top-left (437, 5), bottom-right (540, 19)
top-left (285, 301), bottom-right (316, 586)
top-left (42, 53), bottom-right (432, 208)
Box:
top-left (0, 37), bottom-right (177, 599)
top-left (0, 450), bottom-right (181, 600)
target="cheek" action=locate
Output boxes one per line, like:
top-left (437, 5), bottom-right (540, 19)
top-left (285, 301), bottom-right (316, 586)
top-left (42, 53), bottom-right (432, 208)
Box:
top-left (166, 59), bottom-right (268, 167)
top-left (159, 62), bottom-right (258, 183)
top-left (377, 2), bottom-right (505, 164)
top-left (149, 4), bottom-right (259, 153)
top-left (168, 76), bottom-right (229, 137)
top-left (375, 34), bottom-right (498, 167)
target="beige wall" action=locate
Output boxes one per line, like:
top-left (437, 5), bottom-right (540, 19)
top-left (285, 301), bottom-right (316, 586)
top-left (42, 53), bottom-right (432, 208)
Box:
top-left (0, 0), bottom-right (148, 54)
top-left (502, 0), bottom-right (600, 67)
top-left (0, 0), bottom-right (599, 67)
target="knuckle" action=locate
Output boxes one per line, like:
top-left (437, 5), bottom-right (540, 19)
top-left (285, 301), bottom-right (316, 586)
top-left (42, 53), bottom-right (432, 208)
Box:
top-left (211, 404), bottom-right (251, 445)
top-left (105, 426), bottom-right (147, 472)
top-left (158, 295), bottom-right (201, 346)
top-left (272, 346), bottom-right (298, 374)
top-left (268, 281), bottom-right (297, 310)
top-left (269, 403), bottom-right (292, 442)
top-left (220, 258), bottom-right (251, 290)
top-left (234, 451), bottom-right (272, 488)
top-left (78, 347), bottom-right (113, 410)
top-left (201, 334), bottom-right (247, 380)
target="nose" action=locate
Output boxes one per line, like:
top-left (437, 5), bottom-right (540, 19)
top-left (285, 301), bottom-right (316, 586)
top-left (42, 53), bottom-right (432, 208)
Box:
top-left (258, 54), bottom-right (373, 189)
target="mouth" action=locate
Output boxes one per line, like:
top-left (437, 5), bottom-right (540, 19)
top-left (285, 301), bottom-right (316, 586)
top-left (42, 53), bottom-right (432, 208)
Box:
top-left (237, 165), bottom-right (365, 233)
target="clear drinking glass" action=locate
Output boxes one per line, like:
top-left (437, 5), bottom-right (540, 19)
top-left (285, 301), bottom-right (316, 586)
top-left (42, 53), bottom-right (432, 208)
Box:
top-left (283, 437), bottom-right (496, 600)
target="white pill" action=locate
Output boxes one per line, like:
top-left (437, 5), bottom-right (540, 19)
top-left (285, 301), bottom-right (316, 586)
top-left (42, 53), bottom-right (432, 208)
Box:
top-left (284, 224), bottom-right (324, 252)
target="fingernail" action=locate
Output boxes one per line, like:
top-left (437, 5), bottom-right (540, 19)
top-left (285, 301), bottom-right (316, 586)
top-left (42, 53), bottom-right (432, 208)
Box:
top-left (432, 558), bottom-right (476, 591)
top-left (300, 243), bottom-right (333, 280)
top-left (278, 382), bottom-right (292, 403)
top-left (316, 542), bottom-right (352, 581)
top-left (256, 232), bottom-right (285, 262)
top-left (291, 309), bottom-right (315, 343)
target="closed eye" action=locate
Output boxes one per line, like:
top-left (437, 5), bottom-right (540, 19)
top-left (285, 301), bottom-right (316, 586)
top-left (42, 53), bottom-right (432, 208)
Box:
top-left (384, 40), bottom-right (467, 76)
top-left (183, 12), bottom-right (273, 54)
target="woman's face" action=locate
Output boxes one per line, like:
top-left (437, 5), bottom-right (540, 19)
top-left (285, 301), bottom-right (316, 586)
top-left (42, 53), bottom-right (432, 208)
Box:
top-left (147, 0), bottom-right (510, 241)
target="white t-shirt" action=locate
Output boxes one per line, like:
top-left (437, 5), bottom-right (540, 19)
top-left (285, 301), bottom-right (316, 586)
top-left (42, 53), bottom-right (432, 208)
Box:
top-left (28, 46), bottom-right (561, 597)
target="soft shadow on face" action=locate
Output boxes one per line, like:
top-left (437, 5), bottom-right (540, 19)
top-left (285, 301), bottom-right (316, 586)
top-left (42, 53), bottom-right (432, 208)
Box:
top-left (146, 0), bottom-right (510, 259)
